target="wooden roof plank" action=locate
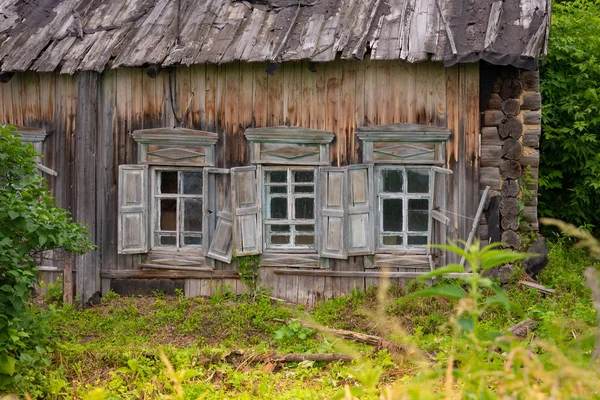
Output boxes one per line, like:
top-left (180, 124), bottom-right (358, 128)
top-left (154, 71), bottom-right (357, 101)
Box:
top-left (221, 6), bottom-right (268, 64)
top-left (284, 11), bottom-right (325, 61)
top-left (339, 0), bottom-right (375, 59)
top-left (246, 6), bottom-right (296, 63)
top-left (111, 0), bottom-right (171, 68)
top-left (61, 31), bottom-right (105, 74)
top-left (310, 5), bottom-right (343, 62)
top-left (372, 0), bottom-right (405, 60)
top-left (78, 27), bottom-right (129, 72)
top-left (406, 0), bottom-right (430, 62)
top-left (32, 37), bottom-right (77, 72)
top-left (245, 11), bottom-right (279, 62)
top-left (1, 0), bottom-right (83, 72)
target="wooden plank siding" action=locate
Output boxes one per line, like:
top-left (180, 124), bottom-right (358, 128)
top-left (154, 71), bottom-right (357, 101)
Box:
top-left (0, 59), bottom-right (479, 304)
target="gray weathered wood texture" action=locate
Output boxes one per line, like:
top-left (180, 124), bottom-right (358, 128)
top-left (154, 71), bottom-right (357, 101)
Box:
top-left (0, 0), bottom-right (549, 74)
top-left (0, 59), bottom-right (483, 305)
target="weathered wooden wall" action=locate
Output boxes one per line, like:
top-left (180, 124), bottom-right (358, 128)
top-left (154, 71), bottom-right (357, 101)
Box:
top-left (0, 59), bottom-right (480, 304)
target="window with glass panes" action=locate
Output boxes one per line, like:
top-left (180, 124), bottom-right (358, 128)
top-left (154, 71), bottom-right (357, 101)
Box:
top-left (376, 166), bottom-right (431, 249)
top-left (263, 167), bottom-right (316, 249)
top-left (152, 168), bottom-right (203, 249)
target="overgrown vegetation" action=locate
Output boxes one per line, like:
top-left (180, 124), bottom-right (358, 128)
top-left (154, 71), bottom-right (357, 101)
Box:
top-left (540, 0), bottom-right (600, 231)
top-left (0, 126), bottom-right (93, 394)
top-left (2, 237), bottom-right (598, 398)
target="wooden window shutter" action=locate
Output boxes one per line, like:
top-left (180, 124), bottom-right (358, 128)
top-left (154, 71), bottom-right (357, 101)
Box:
top-left (347, 164), bottom-right (375, 255)
top-left (118, 165), bottom-right (149, 254)
top-left (204, 168), bottom-right (233, 262)
top-left (319, 167), bottom-right (348, 259)
top-left (430, 166), bottom-right (453, 254)
top-left (231, 166), bottom-right (263, 256)
top-left (206, 194), bottom-right (234, 263)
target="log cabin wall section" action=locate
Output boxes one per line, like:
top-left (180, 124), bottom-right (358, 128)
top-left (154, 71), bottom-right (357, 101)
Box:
top-left (0, 59), bottom-right (480, 304)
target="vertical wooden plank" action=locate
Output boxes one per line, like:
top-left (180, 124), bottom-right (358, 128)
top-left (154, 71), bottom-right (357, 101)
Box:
top-left (10, 74), bottom-right (24, 126)
top-left (205, 64), bottom-right (217, 132)
top-left (0, 79), bottom-right (14, 124)
top-left (191, 64), bottom-right (207, 130)
top-left (405, 62), bottom-right (417, 123)
top-left (74, 72), bottom-right (99, 305)
top-left (326, 62), bottom-right (341, 166)
top-left (283, 61), bottom-right (301, 127)
top-left (415, 62), bottom-right (429, 124)
top-left (314, 63), bottom-right (326, 130)
top-left (253, 63), bottom-right (269, 128)
top-left (354, 60), bottom-right (365, 163)
top-left (239, 62), bottom-right (254, 163)
top-left (142, 69), bottom-right (157, 129)
top-left (431, 62), bottom-right (447, 127)
top-left (301, 61), bottom-right (315, 130)
top-left (62, 257), bottom-right (73, 304)
top-left (131, 69), bottom-right (143, 131)
top-left (376, 60), bottom-right (391, 125)
top-left (176, 66), bottom-right (192, 128)
top-left (391, 61), bottom-right (407, 124)
top-left (23, 71), bottom-right (41, 126)
top-left (225, 62), bottom-right (240, 167)
top-left (216, 64), bottom-right (227, 167)
top-left (340, 61), bottom-right (356, 167)
top-left (267, 66), bottom-right (283, 127)
top-left (313, 272), bottom-right (325, 305)
top-left (364, 57), bottom-right (377, 126)
top-left (446, 64), bottom-right (460, 254)
top-left (97, 69), bottom-right (117, 277)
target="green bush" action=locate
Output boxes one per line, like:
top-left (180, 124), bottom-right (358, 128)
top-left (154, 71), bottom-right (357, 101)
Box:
top-left (540, 0), bottom-right (600, 230)
top-left (0, 126), bottom-right (93, 394)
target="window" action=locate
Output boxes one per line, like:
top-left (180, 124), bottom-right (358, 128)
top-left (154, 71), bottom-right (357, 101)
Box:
top-left (152, 168), bottom-right (203, 249)
top-left (263, 167), bottom-right (316, 250)
top-left (376, 166), bottom-right (432, 249)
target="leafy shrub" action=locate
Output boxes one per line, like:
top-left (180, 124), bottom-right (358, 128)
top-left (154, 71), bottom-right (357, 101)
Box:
top-left (0, 126), bottom-right (93, 394)
top-left (539, 0), bottom-right (600, 230)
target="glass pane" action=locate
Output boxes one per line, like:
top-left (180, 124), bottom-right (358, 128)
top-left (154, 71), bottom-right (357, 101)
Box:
top-left (381, 169), bottom-right (403, 193)
top-left (296, 224), bottom-right (314, 232)
top-left (294, 186), bottom-right (314, 193)
top-left (182, 171), bottom-right (202, 194)
top-left (408, 235), bottom-right (428, 246)
top-left (267, 170), bottom-right (287, 183)
top-left (160, 199), bottom-right (177, 230)
top-left (408, 199), bottom-right (429, 231)
top-left (271, 224), bottom-right (290, 232)
top-left (182, 235), bottom-right (202, 246)
top-left (295, 236), bottom-right (314, 246)
top-left (271, 235), bottom-right (290, 245)
top-left (383, 235), bottom-right (403, 246)
top-left (269, 186), bottom-right (287, 194)
top-left (295, 198), bottom-right (314, 219)
top-left (382, 198), bottom-right (403, 232)
top-left (270, 197), bottom-right (287, 219)
top-left (183, 199), bottom-right (203, 232)
top-left (160, 171), bottom-right (178, 194)
top-left (407, 169), bottom-right (429, 193)
top-left (159, 234), bottom-right (176, 246)
top-left (294, 170), bottom-right (314, 183)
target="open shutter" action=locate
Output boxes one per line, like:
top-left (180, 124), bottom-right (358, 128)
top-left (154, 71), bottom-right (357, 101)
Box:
top-left (319, 167), bottom-right (347, 259)
top-left (206, 194), bottom-right (234, 263)
top-left (430, 166), bottom-right (453, 260)
top-left (231, 166), bottom-right (262, 256)
top-left (118, 165), bottom-right (148, 254)
top-left (347, 164), bottom-right (374, 255)
top-left (204, 168), bottom-right (232, 262)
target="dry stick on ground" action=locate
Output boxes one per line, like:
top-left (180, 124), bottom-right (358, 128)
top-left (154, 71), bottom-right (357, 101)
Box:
top-left (584, 268), bottom-right (600, 368)
top-left (273, 318), bottom-right (407, 355)
top-left (518, 280), bottom-right (555, 295)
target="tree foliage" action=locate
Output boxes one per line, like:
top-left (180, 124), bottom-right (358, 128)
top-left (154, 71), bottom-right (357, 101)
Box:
top-left (0, 126), bottom-right (93, 392)
top-left (539, 0), bottom-right (600, 229)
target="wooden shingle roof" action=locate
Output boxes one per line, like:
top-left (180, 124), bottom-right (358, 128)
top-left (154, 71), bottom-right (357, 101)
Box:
top-left (0, 0), bottom-right (550, 74)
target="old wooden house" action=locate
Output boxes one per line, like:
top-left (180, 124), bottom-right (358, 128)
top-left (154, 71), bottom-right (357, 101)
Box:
top-left (0, 0), bottom-right (549, 305)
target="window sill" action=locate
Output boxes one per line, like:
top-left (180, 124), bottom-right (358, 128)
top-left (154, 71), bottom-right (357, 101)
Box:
top-left (260, 252), bottom-right (322, 268)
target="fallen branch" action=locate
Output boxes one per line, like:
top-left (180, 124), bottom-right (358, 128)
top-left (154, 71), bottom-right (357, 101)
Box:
top-left (518, 280), bottom-right (555, 295)
top-left (273, 353), bottom-right (355, 363)
top-left (273, 318), bottom-right (406, 355)
top-left (507, 318), bottom-right (537, 338)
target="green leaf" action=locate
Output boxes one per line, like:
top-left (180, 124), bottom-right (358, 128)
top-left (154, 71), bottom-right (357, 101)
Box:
top-left (417, 264), bottom-right (465, 280)
top-left (406, 284), bottom-right (466, 299)
top-left (0, 354), bottom-right (16, 376)
top-left (457, 316), bottom-right (475, 332)
top-left (480, 250), bottom-right (532, 271)
top-left (7, 210), bottom-right (19, 219)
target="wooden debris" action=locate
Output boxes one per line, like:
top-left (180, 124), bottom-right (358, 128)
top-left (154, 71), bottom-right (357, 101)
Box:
top-left (273, 353), bottom-right (355, 363)
top-left (507, 318), bottom-right (537, 338)
top-left (518, 280), bottom-right (555, 295)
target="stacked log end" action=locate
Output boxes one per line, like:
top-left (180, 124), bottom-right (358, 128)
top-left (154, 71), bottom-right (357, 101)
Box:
top-left (480, 67), bottom-right (541, 248)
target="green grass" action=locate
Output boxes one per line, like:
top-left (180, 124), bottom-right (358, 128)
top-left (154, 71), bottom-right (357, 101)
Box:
top-left (11, 239), bottom-right (600, 399)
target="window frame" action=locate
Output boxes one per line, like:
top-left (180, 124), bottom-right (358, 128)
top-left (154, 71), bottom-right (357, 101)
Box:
top-left (375, 165), bottom-right (433, 253)
top-left (262, 165), bottom-right (318, 252)
top-left (150, 166), bottom-right (205, 253)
